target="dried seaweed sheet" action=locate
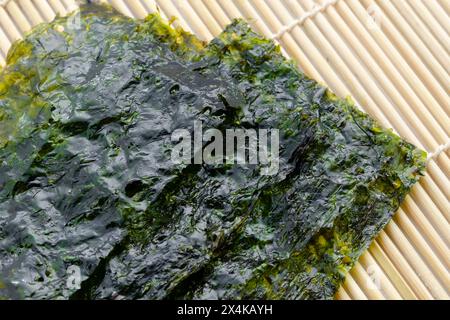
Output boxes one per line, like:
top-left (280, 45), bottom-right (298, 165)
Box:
top-left (0, 4), bottom-right (425, 299)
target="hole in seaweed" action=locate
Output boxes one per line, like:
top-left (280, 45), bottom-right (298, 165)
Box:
top-left (169, 84), bottom-right (180, 94)
top-left (124, 180), bottom-right (146, 198)
top-left (11, 181), bottom-right (30, 196)
top-left (37, 142), bottom-right (54, 159)
top-left (59, 120), bottom-right (90, 135)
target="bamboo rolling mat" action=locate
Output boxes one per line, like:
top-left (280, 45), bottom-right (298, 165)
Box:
top-left (0, 0), bottom-right (448, 300)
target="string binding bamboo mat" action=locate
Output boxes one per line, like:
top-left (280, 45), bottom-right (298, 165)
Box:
top-left (0, 0), bottom-right (448, 300)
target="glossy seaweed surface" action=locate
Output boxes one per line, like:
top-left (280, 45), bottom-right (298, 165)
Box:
top-left (0, 4), bottom-right (425, 299)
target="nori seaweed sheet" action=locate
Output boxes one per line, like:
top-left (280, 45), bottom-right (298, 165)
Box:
top-left (0, 4), bottom-right (425, 299)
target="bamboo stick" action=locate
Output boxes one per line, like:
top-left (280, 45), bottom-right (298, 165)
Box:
top-left (369, 241), bottom-right (417, 299)
top-left (202, 0), bottom-right (231, 29)
top-left (153, 0), bottom-right (191, 35)
top-left (139, 0), bottom-right (167, 19)
top-left (354, 0), bottom-right (449, 112)
top-left (335, 286), bottom-right (351, 300)
top-left (409, 0), bottom-right (450, 53)
top-left (358, 251), bottom-right (403, 299)
top-left (436, 153), bottom-right (450, 179)
top-left (384, 220), bottom-right (448, 298)
top-left (60, 0), bottom-right (77, 12)
top-left (390, 0), bottom-right (449, 71)
top-left (238, 0), bottom-right (290, 57)
top-left (171, 0), bottom-right (213, 40)
top-left (33, 0), bottom-right (56, 22)
top-left (437, 0), bottom-right (450, 15)
top-left (410, 184), bottom-right (450, 242)
top-left (423, 0), bottom-right (450, 33)
top-left (0, 6), bottom-right (22, 42)
top-left (0, 25), bottom-right (10, 57)
top-left (16, 0), bottom-right (45, 25)
top-left (427, 160), bottom-right (450, 200)
top-left (47, 0), bottom-right (67, 16)
top-left (376, 233), bottom-right (434, 299)
top-left (394, 209), bottom-right (450, 289)
top-left (316, 0), bottom-right (449, 137)
top-left (402, 195), bottom-right (449, 264)
top-left (187, 0), bottom-right (222, 36)
top-left (232, 0), bottom-right (273, 38)
top-left (419, 175), bottom-right (450, 222)
top-left (108, 0), bottom-right (134, 17)
top-left (368, 0), bottom-right (449, 91)
top-left (5, 1), bottom-right (32, 32)
top-left (350, 262), bottom-right (385, 300)
top-left (217, 0), bottom-right (242, 20)
top-left (123, 0), bottom-right (148, 19)
top-left (342, 272), bottom-right (368, 300)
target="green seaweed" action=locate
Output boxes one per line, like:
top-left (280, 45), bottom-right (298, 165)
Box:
top-left (0, 4), bottom-right (425, 300)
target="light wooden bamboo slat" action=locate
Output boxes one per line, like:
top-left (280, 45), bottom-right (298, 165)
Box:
top-left (0, 0), bottom-right (448, 300)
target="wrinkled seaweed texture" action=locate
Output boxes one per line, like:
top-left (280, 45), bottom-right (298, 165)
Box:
top-left (0, 4), bottom-right (425, 300)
